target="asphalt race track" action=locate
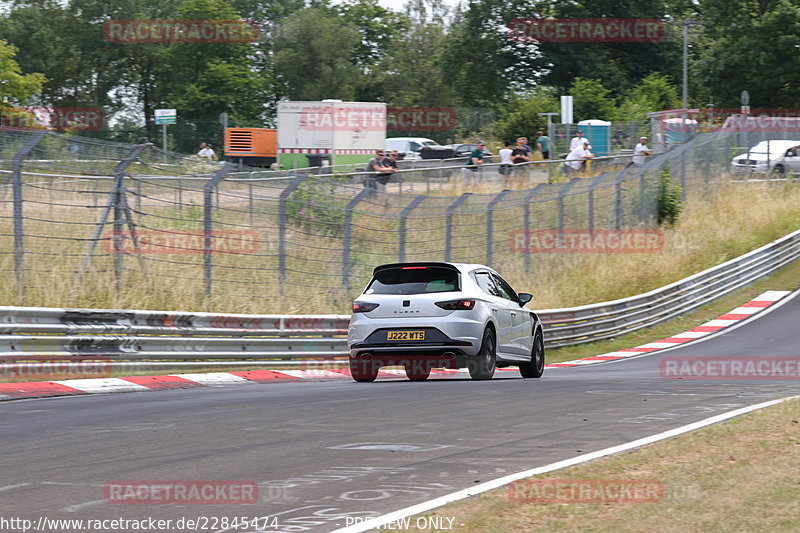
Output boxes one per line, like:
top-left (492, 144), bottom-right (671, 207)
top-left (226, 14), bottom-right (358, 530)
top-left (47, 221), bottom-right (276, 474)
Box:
top-left (1, 292), bottom-right (799, 533)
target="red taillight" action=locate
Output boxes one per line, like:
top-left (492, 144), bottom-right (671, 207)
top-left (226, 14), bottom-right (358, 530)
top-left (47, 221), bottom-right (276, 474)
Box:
top-left (352, 302), bottom-right (380, 313)
top-left (402, 266), bottom-right (428, 269)
top-left (435, 299), bottom-right (476, 311)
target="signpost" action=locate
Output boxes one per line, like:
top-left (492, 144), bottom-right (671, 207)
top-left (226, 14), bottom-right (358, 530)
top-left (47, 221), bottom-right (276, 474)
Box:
top-left (154, 108), bottom-right (177, 155)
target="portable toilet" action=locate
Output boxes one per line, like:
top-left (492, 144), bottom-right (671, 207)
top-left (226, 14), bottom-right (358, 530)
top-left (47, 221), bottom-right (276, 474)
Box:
top-left (577, 119), bottom-right (611, 156)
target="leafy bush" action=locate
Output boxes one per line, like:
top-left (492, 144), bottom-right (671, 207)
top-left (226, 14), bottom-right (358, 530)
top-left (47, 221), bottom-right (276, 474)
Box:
top-left (658, 165), bottom-right (683, 226)
top-left (287, 180), bottom-right (348, 235)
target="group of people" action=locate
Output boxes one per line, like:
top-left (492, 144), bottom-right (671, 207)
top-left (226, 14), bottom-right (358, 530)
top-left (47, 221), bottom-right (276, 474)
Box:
top-left (563, 131), bottom-right (652, 175)
top-left (363, 130), bottom-right (654, 195)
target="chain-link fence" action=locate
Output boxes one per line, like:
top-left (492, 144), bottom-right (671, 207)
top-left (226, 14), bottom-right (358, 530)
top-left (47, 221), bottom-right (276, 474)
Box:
top-left (1, 125), bottom-right (793, 313)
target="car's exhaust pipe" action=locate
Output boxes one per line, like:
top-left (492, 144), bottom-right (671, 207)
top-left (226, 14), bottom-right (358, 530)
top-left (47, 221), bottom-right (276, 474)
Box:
top-left (442, 352), bottom-right (456, 361)
top-left (359, 353), bottom-right (373, 361)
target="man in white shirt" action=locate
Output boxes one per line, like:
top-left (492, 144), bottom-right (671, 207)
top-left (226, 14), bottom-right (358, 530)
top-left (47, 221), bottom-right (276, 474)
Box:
top-left (569, 130), bottom-right (591, 151)
top-left (632, 137), bottom-right (652, 166)
top-left (498, 141), bottom-right (514, 188)
top-left (564, 142), bottom-right (594, 174)
top-left (197, 142), bottom-right (216, 159)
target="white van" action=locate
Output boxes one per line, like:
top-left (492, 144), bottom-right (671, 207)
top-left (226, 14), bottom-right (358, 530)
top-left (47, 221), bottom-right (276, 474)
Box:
top-left (730, 140), bottom-right (800, 176)
top-left (385, 137), bottom-right (441, 160)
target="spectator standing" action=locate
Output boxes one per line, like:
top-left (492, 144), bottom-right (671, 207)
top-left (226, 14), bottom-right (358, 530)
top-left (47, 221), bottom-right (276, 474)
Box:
top-left (536, 130), bottom-right (550, 159)
top-left (564, 142), bottom-right (594, 175)
top-left (569, 131), bottom-right (591, 151)
top-left (631, 136), bottom-right (652, 166)
top-left (462, 140), bottom-right (490, 188)
top-left (366, 149), bottom-right (396, 202)
top-left (197, 142), bottom-right (216, 160)
top-left (498, 141), bottom-right (514, 188)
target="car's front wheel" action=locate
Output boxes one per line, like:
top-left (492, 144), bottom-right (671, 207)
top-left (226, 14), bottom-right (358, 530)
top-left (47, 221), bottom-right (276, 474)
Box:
top-left (772, 164), bottom-right (786, 177)
top-left (519, 330), bottom-right (545, 378)
top-left (350, 358), bottom-right (379, 382)
top-left (469, 328), bottom-right (496, 380)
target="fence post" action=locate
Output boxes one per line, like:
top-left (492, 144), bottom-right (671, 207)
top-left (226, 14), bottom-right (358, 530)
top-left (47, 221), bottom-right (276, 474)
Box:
top-left (445, 193), bottom-right (472, 262)
top-left (557, 178), bottom-right (581, 234)
top-left (278, 176), bottom-right (307, 290)
top-left (399, 195), bottom-right (426, 262)
top-left (203, 162), bottom-right (236, 301)
top-left (342, 188), bottom-right (371, 290)
top-left (74, 142), bottom-right (148, 292)
top-left (522, 183), bottom-right (547, 273)
top-left (11, 131), bottom-right (47, 301)
top-left (614, 176), bottom-right (625, 230)
top-left (486, 189), bottom-right (510, 267)
top-left (586, 173), bottom-right (608, 235)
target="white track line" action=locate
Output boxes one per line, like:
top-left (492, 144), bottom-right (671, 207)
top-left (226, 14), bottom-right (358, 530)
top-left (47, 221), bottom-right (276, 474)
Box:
top-left (328, 395), bottom-right (800, 533)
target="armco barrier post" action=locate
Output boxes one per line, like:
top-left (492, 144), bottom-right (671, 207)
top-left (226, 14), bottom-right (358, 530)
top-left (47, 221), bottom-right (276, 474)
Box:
top-left (486, 189), bottom-right (510, 266)
top-left (444, 193), bottom-right (472, 262)
top-left (522, 183), bottom-right (547, 273)
top-left (11, 131), bottom-right (46, 302)
top-left (342, 188), bottom-right (371, 290)
top-left (278, 176), bottom-right (307, 292)
top-left (203, 162), bottom-right (236, 301)
top-left (399, 195), bottom-right (426, 262)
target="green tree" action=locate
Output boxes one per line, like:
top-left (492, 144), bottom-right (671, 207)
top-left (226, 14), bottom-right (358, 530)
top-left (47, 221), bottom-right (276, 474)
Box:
top-left (491, 88), bottom-right (559, 143)
top-left (533, 0), bottom-right (682, 98)
top-left (155, 0), bottom-right (269, 122)
top-left (614, 73), bottom-right (681, 121)
top-left (0, 40), bottom-right (46, 107)
top-left (569, 78), bottom-right (617, 121)
top-left (272, 7), bottom-right (363, 100)
top-left (693, 0), bottom-right (800, 107)
top-left (379, 0), bottom-right (455, 107)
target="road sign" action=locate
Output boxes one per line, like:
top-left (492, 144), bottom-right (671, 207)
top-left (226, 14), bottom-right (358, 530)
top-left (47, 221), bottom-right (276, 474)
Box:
top-left (154, 108), bottom-right (177, 125)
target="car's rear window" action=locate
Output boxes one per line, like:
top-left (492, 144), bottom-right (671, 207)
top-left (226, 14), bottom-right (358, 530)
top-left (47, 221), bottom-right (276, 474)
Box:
top-left (365, 267), bottom-right (460, 295)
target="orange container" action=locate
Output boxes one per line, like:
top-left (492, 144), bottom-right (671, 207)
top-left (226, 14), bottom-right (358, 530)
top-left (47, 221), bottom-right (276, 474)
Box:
top-left (224, 128), bottom-right (277, 158)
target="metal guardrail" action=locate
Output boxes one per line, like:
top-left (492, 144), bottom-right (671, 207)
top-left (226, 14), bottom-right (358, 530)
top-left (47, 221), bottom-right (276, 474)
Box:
top-left (1, 228), bottom-right (798, 360)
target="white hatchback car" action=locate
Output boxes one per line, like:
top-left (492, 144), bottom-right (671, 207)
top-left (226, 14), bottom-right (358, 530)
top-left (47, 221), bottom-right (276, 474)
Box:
top-left (730, 140), bottom-right (800, 176)
top-left (348, 262), bottom-right (545, 382)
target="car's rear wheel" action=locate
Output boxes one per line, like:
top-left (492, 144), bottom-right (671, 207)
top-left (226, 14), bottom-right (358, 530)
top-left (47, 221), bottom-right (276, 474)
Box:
top-left (519, 330), bottom-right (545, 378)
top-left (350, 358), bottom-right (379, 382)
top-left (404, 363), bottom-right (431, 381)
top-left (470, 328), bottom-right (496, 380)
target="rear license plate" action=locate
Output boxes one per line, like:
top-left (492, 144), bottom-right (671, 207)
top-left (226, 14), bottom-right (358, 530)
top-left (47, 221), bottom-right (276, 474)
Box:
top-left (387, 330), bottom-right (425, 341)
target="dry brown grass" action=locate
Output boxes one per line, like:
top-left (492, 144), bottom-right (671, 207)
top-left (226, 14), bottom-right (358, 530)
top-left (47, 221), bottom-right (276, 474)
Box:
top-left (394, 397), bottom-right (800, 533)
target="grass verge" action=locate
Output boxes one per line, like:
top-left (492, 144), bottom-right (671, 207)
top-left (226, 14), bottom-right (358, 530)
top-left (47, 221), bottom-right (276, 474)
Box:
top-left (399, 396), bottom-right (800, 533)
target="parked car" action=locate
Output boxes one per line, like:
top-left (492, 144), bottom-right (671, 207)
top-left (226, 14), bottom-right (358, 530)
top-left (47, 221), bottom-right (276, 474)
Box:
top-left (385, 137), bottom-right (442, 160)
top-left (730, 140), bottom-right (800, 176)
top-left (347, 262), bottom-right (545, 382)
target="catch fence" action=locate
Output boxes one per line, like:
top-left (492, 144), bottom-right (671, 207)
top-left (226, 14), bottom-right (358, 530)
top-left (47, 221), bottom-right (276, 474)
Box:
top-left (0, 125), bottom-right (792, 313)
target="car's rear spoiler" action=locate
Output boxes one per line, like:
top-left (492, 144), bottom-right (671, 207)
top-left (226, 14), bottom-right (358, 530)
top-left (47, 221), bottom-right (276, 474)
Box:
top-left (372, 262), bottom-right (460, 275)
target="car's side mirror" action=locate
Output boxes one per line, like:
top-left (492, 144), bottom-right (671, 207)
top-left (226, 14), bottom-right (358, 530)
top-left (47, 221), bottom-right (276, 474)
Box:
top-left (518, 293), bottom-right (533, 306)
